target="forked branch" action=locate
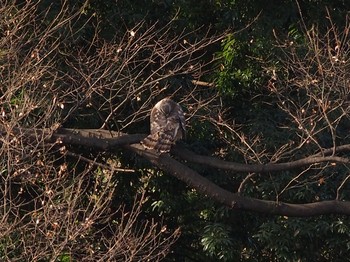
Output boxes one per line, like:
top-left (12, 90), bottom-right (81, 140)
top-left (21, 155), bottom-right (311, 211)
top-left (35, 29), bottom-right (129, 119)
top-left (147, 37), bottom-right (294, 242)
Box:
top-left (3, 125), bottom-right (350, 216)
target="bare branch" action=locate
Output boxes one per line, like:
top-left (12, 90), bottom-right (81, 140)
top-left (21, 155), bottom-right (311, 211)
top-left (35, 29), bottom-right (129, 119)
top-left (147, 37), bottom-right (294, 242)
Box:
top-left (172, 144), bottom-right (350, 172)
top-left (127, 143), bottom-right (350, 217)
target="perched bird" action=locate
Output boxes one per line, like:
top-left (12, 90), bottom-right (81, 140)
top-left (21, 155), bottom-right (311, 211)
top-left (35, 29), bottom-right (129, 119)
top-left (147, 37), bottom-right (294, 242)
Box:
top-left (142, 98), bottom-right (186, 152)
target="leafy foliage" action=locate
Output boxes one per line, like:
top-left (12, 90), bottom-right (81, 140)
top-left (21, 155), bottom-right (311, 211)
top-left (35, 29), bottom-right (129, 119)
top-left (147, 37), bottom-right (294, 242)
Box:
top-left (254, 216), bottom-right (350, 261)
top-left (1, 0), bottom-right (350, 261)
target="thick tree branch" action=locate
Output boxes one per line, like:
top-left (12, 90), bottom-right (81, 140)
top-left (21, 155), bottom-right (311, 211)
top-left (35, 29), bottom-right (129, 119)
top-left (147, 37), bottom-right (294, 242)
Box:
top-left (0, 126), bottom-right (146, 150)
top-left (127, 143), bottom-right (350, 217)
top-left (3, 126), bottom-right (350, 171)
top-left (172, 145), bottom-right (350, 172)
top-left (52, 129), bottom-right (146, 149)
top-left (3, 126), bottom-right (350, 216)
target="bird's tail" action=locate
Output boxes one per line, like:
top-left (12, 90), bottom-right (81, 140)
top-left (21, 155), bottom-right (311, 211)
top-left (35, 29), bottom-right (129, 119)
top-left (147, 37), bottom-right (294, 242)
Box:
top-left (141, 133), bottom-right (174, 153)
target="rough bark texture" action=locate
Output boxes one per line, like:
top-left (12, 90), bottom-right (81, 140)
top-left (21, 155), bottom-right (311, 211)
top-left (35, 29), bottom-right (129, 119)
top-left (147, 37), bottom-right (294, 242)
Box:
top-left (2, 125), bottom-right (350, 217)
top-left (4, 126), bottom-right (350, 217)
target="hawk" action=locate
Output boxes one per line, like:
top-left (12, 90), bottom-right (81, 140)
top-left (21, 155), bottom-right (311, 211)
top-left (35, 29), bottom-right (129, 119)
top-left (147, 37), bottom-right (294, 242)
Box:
top-left (142, 98), bottom-right (186, 153)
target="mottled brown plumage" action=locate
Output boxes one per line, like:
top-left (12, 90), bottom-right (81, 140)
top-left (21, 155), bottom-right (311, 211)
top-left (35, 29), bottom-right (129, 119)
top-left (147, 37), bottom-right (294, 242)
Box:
top-left (142, 98), bottom-right (186, 152)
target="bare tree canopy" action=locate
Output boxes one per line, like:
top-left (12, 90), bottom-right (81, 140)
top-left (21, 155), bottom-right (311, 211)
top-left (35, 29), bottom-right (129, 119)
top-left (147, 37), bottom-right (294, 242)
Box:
top-left (1, 0), bottom-right (350, 261)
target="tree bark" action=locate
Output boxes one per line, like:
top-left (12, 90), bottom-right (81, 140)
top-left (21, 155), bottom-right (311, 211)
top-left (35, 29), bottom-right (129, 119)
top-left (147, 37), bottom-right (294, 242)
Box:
top-left (127, 143), bottom-right (350, 217)
top-left (4, 126), bottom-right (350, 216)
